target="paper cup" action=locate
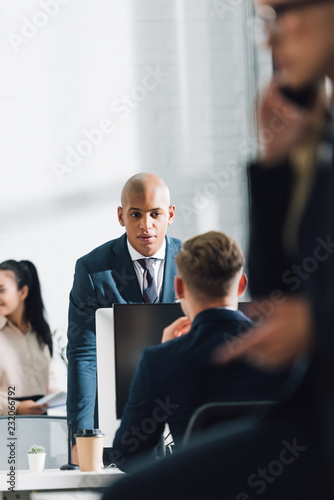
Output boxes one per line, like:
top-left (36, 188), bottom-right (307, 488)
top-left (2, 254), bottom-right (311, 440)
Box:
top-left (75, 429), bottom-right (104, 472)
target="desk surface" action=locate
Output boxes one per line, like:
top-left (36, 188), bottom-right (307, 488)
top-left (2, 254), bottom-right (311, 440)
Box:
top-left (0, 467), bottom-right (123, 492)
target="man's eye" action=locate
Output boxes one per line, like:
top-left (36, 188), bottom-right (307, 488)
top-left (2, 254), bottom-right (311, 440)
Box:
top-left (152, 212), bottom-right (161, 218)
top-left (130, 212), bottom-right (140, 218)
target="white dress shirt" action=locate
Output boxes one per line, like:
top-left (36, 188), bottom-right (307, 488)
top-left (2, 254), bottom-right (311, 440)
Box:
top-left (0, 316), bottom-right (58, 415)
top-left (127, 238), bottom-right (166, 302)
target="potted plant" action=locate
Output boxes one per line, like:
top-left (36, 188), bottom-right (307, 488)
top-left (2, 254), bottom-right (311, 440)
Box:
top-left (27, 445), bottom-right (46, 472)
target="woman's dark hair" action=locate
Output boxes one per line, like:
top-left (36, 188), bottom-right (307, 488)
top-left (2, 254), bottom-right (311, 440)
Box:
top-left (0, 260), bottom-right (53, 356)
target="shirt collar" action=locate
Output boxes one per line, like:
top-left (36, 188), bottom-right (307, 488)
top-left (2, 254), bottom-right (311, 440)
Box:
top-left (127, 238), bottom-right (166, 261)
top-left (0, 316), bottom-right (32, 334)
top-left (0, 316), bottom-right (7, 330)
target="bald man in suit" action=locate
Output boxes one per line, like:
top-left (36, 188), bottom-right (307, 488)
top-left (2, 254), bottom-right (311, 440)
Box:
top-left (66, 173), bottom-right (181, 464)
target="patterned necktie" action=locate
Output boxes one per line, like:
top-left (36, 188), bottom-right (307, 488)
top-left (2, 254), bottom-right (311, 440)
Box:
top-left (137, 258), bottom-right (159, 303)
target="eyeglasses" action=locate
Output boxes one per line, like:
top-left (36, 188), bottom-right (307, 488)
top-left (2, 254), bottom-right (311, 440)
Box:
top-left (248, 0), bottom-right (334, 45)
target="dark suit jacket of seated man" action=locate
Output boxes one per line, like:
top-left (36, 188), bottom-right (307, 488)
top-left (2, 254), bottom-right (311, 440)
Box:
top-left (66, 173), bottom-right (181, 449)
top-left (112, 231), bottom-right (290, 472)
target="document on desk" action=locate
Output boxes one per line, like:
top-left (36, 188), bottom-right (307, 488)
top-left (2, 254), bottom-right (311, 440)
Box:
top-left (36, 392), bottom-right (67, 408)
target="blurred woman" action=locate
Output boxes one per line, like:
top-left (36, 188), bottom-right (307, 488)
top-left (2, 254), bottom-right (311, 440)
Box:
top-left (0, 260), bottom-right (58, 415)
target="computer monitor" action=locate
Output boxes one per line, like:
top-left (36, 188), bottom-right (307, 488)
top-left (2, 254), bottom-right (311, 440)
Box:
top-left (96, 303), bottom-right (183, 446)
top-left (96, 302), bottom-right (250, 446)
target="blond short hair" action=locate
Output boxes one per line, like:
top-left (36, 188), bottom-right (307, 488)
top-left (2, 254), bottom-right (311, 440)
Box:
top-left (175, 231), bottom-right (245, 298)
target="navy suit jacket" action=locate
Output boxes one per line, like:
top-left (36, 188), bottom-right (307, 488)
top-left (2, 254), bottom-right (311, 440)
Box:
top-left (67, 234), bottom-right (181, 438)
top-left (113, 308), bottom-right (290, 471)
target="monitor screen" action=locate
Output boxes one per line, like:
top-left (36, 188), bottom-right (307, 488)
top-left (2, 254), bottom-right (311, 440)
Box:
top-left (96, 302), bottom-right (250, 445)
top-left (113, 302), bottom-right (183, 419)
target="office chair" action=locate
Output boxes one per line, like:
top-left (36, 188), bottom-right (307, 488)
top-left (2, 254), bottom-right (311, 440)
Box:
top-left (182, 401), bottom-right (278, 447)
top-left (0, 415), bottom-right (68, 470)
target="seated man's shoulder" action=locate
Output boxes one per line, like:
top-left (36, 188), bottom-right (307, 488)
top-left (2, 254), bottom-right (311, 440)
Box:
top-left (222, 313), bottom-right (254, 338)
top-left (235, 311), bottom-right (254, 329)
top-left (143, 333), bottom-right (192, 366)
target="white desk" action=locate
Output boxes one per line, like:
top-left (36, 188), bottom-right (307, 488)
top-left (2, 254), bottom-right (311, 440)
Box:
top-left (0, 468), bottom-right (123, 500)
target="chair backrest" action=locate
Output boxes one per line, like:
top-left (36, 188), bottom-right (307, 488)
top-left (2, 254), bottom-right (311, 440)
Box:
top-left (0, 416), bottom-right (68, 470)
top-left (182, 401), bottom-right (278, 447)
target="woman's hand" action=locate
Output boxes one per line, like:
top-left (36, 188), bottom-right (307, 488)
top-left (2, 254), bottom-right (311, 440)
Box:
top-left (16, 400), bottom-right (49, 415)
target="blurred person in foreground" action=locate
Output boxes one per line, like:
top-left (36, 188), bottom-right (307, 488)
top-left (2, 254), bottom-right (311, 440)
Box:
top-left (112, 231), bottom-right (291, 472)
top-left (103, 1), bottom-right (334, 498)
top-left (0, 260), bottom-right (58, 415)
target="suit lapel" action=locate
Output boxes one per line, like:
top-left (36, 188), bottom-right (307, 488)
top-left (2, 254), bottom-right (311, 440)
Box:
top-left (109, 234), bottom-right (143, 303)
top-left (161, 236), bottom-right (178, 303)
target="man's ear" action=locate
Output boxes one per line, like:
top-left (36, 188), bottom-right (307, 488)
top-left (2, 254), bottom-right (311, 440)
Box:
top-left (117, 206), bottom-right (125, 227)
top-left (167, 205), bottom-right (176, 226)
top-left (237, 273), bottom-right (248, 297)
top-left (174, 276), bottom-right (184, 299)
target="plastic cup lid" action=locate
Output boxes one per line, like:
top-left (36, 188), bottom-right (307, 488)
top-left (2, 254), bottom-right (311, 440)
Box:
top-left (75, 429), bottom-right (104, 438)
